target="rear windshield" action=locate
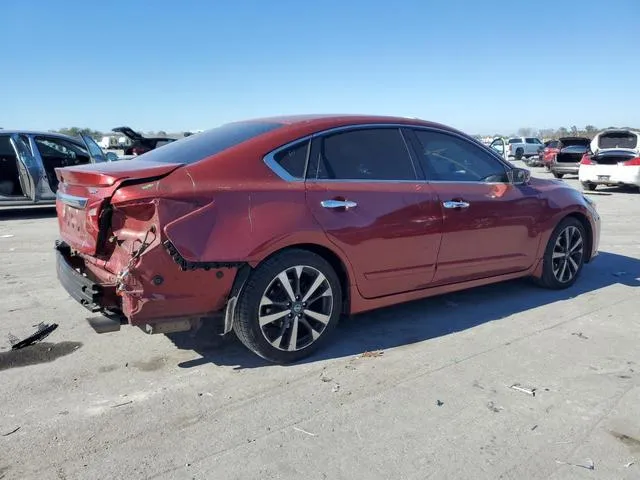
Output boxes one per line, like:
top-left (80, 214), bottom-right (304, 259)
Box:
top-left (598, 132), bottom-right (637, 150)
top-left (137, 121), bottom-right (283, 164)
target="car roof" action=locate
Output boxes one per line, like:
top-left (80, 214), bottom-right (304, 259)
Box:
top-left (239, 114), bottom-right (452, 129)
top-left (0, 130), bottom-right (81, 142)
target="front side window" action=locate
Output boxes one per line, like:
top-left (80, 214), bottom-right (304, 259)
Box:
top-left (313, 128), bottom-right (416, 181)
top-left (525, 138), bottom-right (536, 144)
top-left (412, 130), bottom-right (508, 183)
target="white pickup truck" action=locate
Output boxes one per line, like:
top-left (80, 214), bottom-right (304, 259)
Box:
top-left (506, 137), bottom-right (544, 161)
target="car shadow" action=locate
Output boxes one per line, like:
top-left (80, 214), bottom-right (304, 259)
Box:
top-left (0, 206), bottom-right (57, 220)
top-left (167, 251), bottom-right (640, 370)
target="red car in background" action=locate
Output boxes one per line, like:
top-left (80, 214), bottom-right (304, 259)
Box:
top-left (541, 140), bottom-right (560, 169)
top-left (52, 115), bottom-right (600, 363)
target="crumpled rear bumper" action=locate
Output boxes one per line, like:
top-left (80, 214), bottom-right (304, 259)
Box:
top-left (55, 240), bottom-right (118, 313)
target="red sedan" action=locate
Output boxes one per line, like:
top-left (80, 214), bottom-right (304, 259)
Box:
top-left (53, 115), bottom-right (601, 363)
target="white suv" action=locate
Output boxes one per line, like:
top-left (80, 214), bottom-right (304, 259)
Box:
top-left (507, 137), bottom-right (544, 161)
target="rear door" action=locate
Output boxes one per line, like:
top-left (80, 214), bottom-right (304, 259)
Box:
top-left (305, 126), bottom-right (443, 299)
top-left (9, 134), bottom-right (43, 202)
top-left (406, 128), bottom-right (544, 285)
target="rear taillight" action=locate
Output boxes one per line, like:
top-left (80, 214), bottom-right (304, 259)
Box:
top-left (622, 157), bottom-right (640, 166)
top-left (85, 200), bottom-right (103, 235)
top-left (580, 154), bottom-right (595, 165)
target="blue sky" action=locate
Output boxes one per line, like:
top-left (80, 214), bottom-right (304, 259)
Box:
top-left (2, 0), bottom-right (639, 134)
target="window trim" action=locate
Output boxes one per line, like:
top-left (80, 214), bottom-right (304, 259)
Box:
top-left (262, 123), bottom-right (514, 184)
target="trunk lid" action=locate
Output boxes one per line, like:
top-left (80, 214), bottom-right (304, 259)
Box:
top-left (591, 130), bottom-right (640, 154)
top-left (55, 160), bottom-right (183, 255)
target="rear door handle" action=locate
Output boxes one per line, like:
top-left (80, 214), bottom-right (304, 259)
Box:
top-left (442, 200), bottom-right (470, 209)
top-left (321, 199), bottom-right (358, 209)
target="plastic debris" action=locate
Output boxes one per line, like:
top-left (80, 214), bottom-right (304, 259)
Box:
top-left (8, 323), bottom-right (58, 350)
top-left (332, 384), bottom-right (340, 393)
top-left (624, 461), bottom-right (634, 468)
top-left (509, 383), bottom-right (536, 396)
top-left (555, 458), bottom-right (594, 470)
top-left (571, 332), bottom-right (589, 340)
top-left (436, 400), bottom-right (444, 407)
top-left (293, 426), bottom-right (316, 437)
top-left (111, 400), bottom-right (133, 408)
top-left (2, 426), bottom-right (20, 436)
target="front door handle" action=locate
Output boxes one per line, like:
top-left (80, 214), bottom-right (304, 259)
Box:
top-left (321, 199), bottom-right (358, 210)
top-left (442, 200), bottom-right (470, 209)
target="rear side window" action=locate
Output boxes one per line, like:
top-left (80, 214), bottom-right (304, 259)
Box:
top-left (508, 138), bottom-right (521, 144)
top-left (273, 141), bottom-right (309, 179)
top-left (312, 128), bottom-right (416, 181)
top-left (138, 121), bottom-right (283, 164)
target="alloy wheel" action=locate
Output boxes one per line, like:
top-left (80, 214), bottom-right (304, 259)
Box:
top-left (551, 225), bottom-right (584, 283)
top-left (258, 265), bottom-right (334, 352)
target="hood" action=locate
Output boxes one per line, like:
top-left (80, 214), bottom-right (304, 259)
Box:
top-left (591, 130), bottom-right (640, 154)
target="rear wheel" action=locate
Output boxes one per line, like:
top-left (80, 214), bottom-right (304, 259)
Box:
top-left (552, 172), bottom-right (564, 179)
top-left (535, 217), bottom-right (587, 290)
top-left (233, 249), bottom-right (342, 363)
top-left (515, 148), bottom-right (524, 160)
top-left (581, 182), bottom-right (596, 191)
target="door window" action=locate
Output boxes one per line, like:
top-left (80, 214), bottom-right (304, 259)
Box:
top-left (412, 130), bottom-right (508, 183)
top-left (311, 128), bottom-right (416, 181)
top-left (35, 137), bottom-right (91, 165)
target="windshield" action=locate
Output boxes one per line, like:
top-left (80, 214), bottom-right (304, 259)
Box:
top-left (598, 131), bottom-right (638, 150)
top-left (136, 121), bottom-right (283, 164)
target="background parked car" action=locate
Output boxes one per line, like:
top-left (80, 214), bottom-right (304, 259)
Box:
top-left (507, 137), bottom-right (544, 161)
top-left (541, 140), bottom-right (560, 170)
top-left (548, 137), bottom-right (591, 179)
top-left (579, 129), bottom-right (640, 191)
top-left (54, 115), bottom-right (600, 363)
top-left (112, 126), bottom-right (177, 156)
top-left (0, 130), bottom-right (116, 205)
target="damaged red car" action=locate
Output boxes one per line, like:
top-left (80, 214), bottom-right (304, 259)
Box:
top-left (55, 115), bottom-right (600, 363)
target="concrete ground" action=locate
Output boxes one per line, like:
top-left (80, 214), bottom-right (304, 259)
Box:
top-left (1, 165), bottom-right (639, 480)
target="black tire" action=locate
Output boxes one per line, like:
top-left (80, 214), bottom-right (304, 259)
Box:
top-left (535, 217), bottom-right (587, 290)
top-left (515, 148), bottom-right (524, 160)
top-left (581, 182), bottom-right (596, 191)
top-left (233, 249), bottom-right (342, 363)
top-left (552, 172), bottom-right (564, 179)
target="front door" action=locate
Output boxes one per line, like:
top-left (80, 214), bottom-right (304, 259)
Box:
top-left (489, 138), bottom-right (507, 160)
top-left (305, 127), bottom-right (443, 299)
top-left (10, 134), bottom-right (43, 202)
top-left (80, 134), bottom-right (107, 163)
top-left (407, 128), bottom-right (544, 285)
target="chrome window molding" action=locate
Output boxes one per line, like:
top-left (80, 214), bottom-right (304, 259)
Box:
top-left (263, 122), bottom-right (515, 184)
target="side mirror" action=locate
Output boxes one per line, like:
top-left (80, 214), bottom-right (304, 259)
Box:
top-left (105, 151), bottom-right (119, 162)
top-left (509, 167), bottom-right (531, 185)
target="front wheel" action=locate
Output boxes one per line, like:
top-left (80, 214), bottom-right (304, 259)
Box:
top-left (233, 249), bottom-right (342, 363)
top-left (552, 172), bottom-right (564, 179)
top-left (535, 217), bottom-right (587, 290)
top-left (581, 182), bottom-right (596, 191)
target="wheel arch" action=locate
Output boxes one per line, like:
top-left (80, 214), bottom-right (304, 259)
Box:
top-left (563, 212), bottom-right (594, 263)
